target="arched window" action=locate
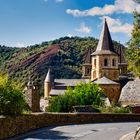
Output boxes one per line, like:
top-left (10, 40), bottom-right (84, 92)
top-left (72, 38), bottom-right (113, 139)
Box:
top-left (112, 59), bottom-right (116, 66)
top-left (104, 58), bottom-right (108, 66)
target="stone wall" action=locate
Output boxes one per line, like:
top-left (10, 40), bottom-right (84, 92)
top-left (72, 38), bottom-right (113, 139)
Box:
top-left (1, 113), bottom-right (140, 139)
top-left (24, 85), bottom-right (40, 112)
top-left (100, 84), bottom-right (121, 104)
top-left (91, 55), bottom-right (119, 81)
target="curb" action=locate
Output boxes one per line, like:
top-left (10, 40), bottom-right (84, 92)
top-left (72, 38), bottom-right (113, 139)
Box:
top-left (119, 132), bottom-right (134, 140)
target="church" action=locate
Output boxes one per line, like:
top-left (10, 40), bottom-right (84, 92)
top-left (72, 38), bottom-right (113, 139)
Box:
top-left (44, 19), bottom-right (128, 104)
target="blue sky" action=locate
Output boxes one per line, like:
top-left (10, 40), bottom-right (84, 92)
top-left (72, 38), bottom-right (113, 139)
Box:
top-left (0, 0), bottom-right (139, 47)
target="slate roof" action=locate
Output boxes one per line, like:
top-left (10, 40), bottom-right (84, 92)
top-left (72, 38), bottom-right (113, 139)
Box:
top-left (49, 79), bottom-right (89, 95)
top-left (50, 89), bottom-right (66, 96)
top-left (119, 78), bottom-right (140, 105)
top-left (117, 45), bottom-right (127, 64)
top-left (92, 19), bottom-right (117, 56)
top-left (45, 68), bottom-right (54, 82)
top-left (49, 77), bottom-right (120, 96)
top-left (45, 69), bottom-right (51, 82)
top-left (54, 79), bottom-right (89, 87)
top-left (94, 76), bottom-right (119, 85)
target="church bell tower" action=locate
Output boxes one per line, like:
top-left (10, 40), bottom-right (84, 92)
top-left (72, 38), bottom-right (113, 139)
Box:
top-left (91, 19), bottom-right (119, 81)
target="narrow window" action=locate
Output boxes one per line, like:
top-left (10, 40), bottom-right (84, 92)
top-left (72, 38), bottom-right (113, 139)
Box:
top-left (87, 68), bottom-right (91, 75)
top-left (104, 58), bottom-right (108, 66)
top-left (94, 59), bottom-right (96, 67)
top-left (112, 59), bottom-right (116, 66)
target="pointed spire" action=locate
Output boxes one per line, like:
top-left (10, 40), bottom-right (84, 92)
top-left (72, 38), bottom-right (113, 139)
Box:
top-left (92, 19), bottom-right (117, 55)
top-left (118, 43), bottom-right (127, 64)
top-left (83, 47), bottom-right (93, 64)
top-left (45, 68), bottom-right (51, 82)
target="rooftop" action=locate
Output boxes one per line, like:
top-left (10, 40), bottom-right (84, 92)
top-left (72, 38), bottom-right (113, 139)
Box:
top-left (54, 79), bottom-right (89, 87)
top-left (94, 76), bottom-right (120, 85)
top-left (92, 19), bottom-right (117, 56)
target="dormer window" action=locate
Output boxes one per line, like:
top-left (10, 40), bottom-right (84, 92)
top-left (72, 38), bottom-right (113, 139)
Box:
top-left (112, 59), bottom-right (116, 66)
top-left (104, 58), bottom-right (108, 66)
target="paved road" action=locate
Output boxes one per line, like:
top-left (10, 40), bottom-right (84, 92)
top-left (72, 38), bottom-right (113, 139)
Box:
top-left (10, 122), bottom-right (140, 140)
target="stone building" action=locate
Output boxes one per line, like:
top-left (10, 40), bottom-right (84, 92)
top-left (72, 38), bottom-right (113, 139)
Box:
top-left (24, 80), bottom-right (40, 112)
top-left (118, 45), bottom-right (128, 76)
top-left (44, 69), bottom-right (89, 99)
top-left (91, 19), bottom-right (119, 81)
top-left (82, 48), bottom-right (93, 79)
top-left (44, 19), bottom-right (127, 104)
top-left (94, 77), bottom-right (121, 104)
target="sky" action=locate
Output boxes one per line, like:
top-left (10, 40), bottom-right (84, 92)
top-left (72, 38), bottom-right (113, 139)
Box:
top-left (0, 0), bottom-right (139, 47)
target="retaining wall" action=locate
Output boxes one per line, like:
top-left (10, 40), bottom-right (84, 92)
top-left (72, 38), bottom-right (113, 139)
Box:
top-left (0, 113), bottom-right (140, 139)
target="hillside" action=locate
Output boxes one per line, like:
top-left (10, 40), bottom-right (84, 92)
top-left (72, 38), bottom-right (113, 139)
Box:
top-left (0, 36), bottom-right (124, 92)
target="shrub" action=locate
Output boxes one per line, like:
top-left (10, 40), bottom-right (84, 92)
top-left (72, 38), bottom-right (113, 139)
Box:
top-left (0, 74), bottom-right (26, 115)
top-left (47, 82), bottom-right (104, 112)
top-left (99, 106), bottom-right (131, 113)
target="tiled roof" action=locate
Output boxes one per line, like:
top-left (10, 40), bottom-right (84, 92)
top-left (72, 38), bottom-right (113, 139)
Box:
top-left (94, 76), bottom-right (119, 85)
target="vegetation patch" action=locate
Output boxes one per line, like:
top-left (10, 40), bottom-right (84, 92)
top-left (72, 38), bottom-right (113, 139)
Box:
top-left (47, 82), bottom-right (104, 112)
top-left (0, 73), bottom-right (26, 115)
top-left (98, 105), bottom-right (131, 114)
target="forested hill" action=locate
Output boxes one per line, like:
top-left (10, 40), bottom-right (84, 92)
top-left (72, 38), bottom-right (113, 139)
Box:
top-left (0, 36), bottom-right (123, 86)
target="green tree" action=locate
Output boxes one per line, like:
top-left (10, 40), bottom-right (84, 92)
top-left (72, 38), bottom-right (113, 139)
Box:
top-left (47, 82), bottom-right (104, 112)
top-left (0, 73), bottom-right (26, 115)
top-left (136, 0), bottom-right (140, 3)
top-left (127, 10), bottom-right (140, 77)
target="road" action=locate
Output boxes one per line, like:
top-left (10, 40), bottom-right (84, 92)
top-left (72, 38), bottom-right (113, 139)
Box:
top-left (10, 122), bottom-right (140, 140)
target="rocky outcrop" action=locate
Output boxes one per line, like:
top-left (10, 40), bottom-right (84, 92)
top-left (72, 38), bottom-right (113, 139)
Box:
top-left (119, 78), bottom-right (140, 105)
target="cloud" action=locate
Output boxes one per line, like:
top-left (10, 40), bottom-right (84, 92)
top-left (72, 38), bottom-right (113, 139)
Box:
top-left (66, 0), bottom-right (140, 17)
top-left (76, 22), bottom-right (92, 33)
top-left (15, 42), bottom-right (26, 48)
top-left (67, 34), bottom-right (72, 37)
top-left (100, 16), bottom-right (133, 36)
